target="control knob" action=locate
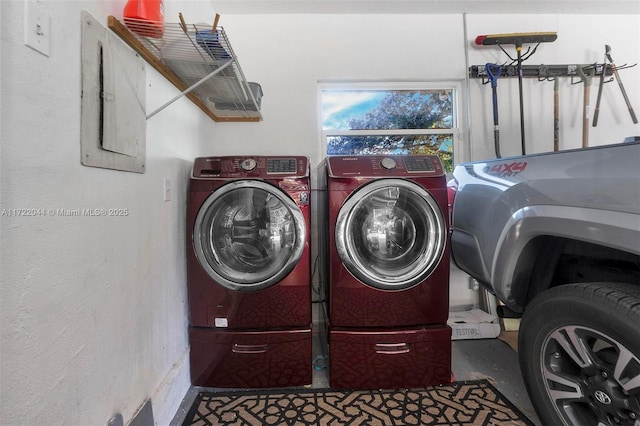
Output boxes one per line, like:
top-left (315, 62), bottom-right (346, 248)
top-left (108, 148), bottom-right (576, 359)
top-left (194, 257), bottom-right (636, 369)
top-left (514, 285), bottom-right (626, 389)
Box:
top-left (380, 157), bottom-right (397, 170)
top-left (241, 158), bottom-right (257, 171)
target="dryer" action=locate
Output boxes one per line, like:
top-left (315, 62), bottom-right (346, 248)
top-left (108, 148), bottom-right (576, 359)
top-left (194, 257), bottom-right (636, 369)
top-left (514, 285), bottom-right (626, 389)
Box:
top-left (327, 155), bottom-right (452, 389)
top-left (187, 156), bottom-right (312, 388)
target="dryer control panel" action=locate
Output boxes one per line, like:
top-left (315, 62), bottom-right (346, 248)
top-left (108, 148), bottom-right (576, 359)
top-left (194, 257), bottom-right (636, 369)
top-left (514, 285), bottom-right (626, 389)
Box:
top-left (328, 155), bottom-right (444, 178)
top-left (192, 156), bottom-right (309, 179)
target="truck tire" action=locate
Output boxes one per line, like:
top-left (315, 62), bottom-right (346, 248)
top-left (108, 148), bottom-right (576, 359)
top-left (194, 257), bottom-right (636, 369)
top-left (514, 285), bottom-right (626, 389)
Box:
top-left (519, 282), bottom-right (640, 426)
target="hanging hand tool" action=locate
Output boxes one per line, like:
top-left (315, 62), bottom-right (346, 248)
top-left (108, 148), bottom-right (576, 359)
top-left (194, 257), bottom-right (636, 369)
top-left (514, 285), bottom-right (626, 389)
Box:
top-left (539, 65), bottom-right (561, 151)
top-left (475, 32), bottom-right (558, 155)
top-left (485, 63), bottom-right (503, 158)
top-left (592, 48), bottom-right (609, 127)
top-left (554, 77), bottom-right (560, 151)
top-left (605, 44), bottom-right (638, 124)
top-left (577, 66), bottom-right (595, 148)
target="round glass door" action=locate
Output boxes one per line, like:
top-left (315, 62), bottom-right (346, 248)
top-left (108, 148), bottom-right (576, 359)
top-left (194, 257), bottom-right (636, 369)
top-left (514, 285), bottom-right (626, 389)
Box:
top-left (193, 180), bottom-right (305, 291)
top-left (335, 179), bottom-right (446, 290)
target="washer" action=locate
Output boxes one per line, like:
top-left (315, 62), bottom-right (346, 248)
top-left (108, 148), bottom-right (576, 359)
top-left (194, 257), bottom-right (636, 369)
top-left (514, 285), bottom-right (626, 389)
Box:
top-left (327, 155), bottom-right (452, 389)
top-left (187, 156), bottom-right (312, 388)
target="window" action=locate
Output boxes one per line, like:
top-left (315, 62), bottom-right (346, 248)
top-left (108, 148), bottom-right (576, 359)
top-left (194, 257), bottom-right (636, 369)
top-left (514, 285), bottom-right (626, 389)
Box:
top-left (320, 83), bottom-right (460, 172)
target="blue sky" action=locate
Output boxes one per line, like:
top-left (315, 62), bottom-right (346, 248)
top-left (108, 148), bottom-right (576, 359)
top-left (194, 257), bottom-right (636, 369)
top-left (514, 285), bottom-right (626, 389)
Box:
top-left (321, 90), bottom-right (386, 130)
top-left (321, 89), bottom-right (452, 130)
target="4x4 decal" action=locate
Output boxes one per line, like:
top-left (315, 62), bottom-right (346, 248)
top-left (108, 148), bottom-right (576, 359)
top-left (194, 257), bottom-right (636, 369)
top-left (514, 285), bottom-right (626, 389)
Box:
top-left (485, 161), bottom-right (528, 177)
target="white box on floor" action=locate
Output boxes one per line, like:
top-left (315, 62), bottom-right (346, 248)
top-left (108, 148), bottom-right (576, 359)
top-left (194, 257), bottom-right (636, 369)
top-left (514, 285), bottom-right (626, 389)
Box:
top-left (448, 308), bottom-right (501, 340)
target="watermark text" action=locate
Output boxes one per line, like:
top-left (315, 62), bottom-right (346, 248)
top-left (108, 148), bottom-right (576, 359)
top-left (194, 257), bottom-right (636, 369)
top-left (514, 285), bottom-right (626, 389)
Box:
top-left (1, 208), bottom-right (130, 217)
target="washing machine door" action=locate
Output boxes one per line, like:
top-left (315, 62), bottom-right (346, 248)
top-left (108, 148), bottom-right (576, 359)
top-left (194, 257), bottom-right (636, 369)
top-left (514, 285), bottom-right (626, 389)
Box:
top-left (193, 180), bottom-right (306, 291)
top-left (335, 178), bottom-right (446, 290)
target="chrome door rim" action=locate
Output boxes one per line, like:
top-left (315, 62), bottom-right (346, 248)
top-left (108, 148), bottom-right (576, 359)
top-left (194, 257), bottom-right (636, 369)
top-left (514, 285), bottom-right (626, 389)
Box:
top-left (335, 178), bottom-right (446, 290)
top-left (193, 180), bottom-right (306, 291)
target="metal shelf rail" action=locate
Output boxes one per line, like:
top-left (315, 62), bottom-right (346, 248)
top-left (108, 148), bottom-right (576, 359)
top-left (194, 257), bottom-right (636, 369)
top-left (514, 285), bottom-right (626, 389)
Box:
top-left (108, 14), bottom-right (262, 122)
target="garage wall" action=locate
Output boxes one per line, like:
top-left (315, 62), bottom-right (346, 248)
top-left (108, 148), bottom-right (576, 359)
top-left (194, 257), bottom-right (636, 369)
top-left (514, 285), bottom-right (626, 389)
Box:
top-left (206, 13), bottom-right (468, 179)
top-left (214, 13), bottom-right (639, 165)
top-left (0, 1), bottom-right (216, 425)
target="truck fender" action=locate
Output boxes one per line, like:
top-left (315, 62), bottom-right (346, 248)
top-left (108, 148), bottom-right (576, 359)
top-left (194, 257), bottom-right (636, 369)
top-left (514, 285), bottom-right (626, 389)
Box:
top-left (491, 205), bottom-right (640, 309)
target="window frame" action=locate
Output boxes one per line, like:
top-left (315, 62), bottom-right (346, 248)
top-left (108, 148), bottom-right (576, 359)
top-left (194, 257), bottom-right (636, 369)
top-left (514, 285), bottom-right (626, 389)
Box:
top-left (318, 80), bottom-right (465, 168)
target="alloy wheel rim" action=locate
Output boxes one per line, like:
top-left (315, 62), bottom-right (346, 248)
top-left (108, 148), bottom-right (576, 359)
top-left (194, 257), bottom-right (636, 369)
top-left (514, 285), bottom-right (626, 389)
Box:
top-left (540, 325), bottom-right (640, 425)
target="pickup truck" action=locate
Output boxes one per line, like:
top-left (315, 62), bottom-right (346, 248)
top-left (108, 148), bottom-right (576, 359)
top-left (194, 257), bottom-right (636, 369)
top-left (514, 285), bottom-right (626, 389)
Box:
top-left (448, 140), bottom-right (640, 426)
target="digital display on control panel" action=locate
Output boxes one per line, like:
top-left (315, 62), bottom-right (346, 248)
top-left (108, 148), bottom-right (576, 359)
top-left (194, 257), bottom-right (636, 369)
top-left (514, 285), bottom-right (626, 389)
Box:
top-left (267, 158), bottom-right (297, 174)
top-left (404, 157), bottom-right (435, 172)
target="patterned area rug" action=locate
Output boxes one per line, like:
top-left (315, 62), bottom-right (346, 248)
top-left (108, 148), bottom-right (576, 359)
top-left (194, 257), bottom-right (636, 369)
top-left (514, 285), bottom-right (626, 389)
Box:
top-left (182, 379), bottom-right (534, 425)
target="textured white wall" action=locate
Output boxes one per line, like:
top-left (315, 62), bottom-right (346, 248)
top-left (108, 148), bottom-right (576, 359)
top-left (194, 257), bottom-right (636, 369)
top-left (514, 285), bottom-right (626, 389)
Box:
top-left (0, 1), bottom-right (216, 425)
top-left (210, 13), bottom-right (468, 181)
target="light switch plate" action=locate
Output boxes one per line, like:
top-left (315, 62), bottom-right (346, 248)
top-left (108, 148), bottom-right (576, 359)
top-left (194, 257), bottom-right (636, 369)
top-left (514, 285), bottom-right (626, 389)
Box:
top-left (24, 1), bottom-right (51, 57)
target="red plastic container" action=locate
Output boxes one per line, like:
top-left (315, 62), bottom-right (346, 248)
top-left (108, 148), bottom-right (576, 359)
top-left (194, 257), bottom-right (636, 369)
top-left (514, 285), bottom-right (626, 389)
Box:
top-left (123, 0), bottom-right (164, 38)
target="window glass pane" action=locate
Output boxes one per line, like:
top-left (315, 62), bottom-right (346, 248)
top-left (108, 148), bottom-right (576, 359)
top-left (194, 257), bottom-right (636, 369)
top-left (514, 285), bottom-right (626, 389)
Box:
top-left (322, 89), bottom-right (452, 131)
top-left (327, 134), bottom-right (453, 172)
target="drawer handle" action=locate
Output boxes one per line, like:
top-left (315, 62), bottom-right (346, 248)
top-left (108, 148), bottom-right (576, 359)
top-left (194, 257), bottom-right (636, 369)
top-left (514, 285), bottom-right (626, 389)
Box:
top-left (232, 344), bottom-right (268, 354)
top-left (375, 343), bottom-right (410, 354)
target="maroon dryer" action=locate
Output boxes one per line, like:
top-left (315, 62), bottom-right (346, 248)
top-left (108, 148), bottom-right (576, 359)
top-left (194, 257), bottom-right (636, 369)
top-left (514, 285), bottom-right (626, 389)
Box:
top-left (327, 155), bottom-right (452, 389)
top-left (187, 156), bottom-right (312, 388)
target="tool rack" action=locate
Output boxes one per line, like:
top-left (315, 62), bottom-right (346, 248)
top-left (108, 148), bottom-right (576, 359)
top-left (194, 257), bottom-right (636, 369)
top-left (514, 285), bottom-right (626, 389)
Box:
top-left (108, 14), bottom-right (262, 122)
top-left (469, 63), bottom-right (620, 81)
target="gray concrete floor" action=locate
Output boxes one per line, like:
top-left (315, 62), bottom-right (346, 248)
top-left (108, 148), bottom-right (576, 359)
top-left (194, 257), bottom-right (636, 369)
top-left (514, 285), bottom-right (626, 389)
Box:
top-left (452, 338), bottom-right (540, 425)
top-left (170, 326), bottom-right (541, 425)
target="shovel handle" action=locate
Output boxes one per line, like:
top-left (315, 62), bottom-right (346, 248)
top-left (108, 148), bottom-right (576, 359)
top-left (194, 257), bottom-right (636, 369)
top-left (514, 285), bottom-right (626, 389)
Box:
top-left (485, 64), bottom-right (502, 158)
top-left (577, 66), bottom-right (594, 148)
top-left (554, 78), bottom-right (560, 151)
top-left (485, 63), bottom-right (502, 88)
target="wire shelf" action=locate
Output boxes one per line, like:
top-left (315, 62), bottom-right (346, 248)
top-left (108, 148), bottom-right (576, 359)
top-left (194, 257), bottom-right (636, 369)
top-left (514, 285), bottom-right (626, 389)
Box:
top-left (109, 15), bottom-right (262, 122)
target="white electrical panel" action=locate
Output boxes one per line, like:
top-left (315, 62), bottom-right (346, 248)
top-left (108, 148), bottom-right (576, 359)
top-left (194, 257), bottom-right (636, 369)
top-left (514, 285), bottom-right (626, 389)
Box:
top-left (81, 11), bottom-right (146, 173)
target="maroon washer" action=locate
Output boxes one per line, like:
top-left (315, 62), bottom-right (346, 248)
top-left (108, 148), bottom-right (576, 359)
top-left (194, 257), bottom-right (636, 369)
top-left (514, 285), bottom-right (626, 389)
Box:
top-left (327, 155), bottom-right (452, 389)
top-left (187, 156), bottom-right (312, 388)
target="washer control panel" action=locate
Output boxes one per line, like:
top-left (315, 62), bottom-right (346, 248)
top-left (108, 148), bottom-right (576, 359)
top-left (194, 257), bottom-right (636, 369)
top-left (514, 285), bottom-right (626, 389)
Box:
top-left (327, 155), bottom-right (444, 177)
top-left (193, 156), bottom-right (309, 179)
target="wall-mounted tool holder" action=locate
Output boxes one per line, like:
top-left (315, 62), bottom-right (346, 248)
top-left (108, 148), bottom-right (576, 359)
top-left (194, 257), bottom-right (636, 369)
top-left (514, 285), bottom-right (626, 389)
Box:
top-left (108, 14), bottom-right (262, 122)
top-left (474, 32), bottom-right (559, 155)
top-left (468, 63), bottom-right (625, 81)
top-left (470, 61), bottom-right (637, 155)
